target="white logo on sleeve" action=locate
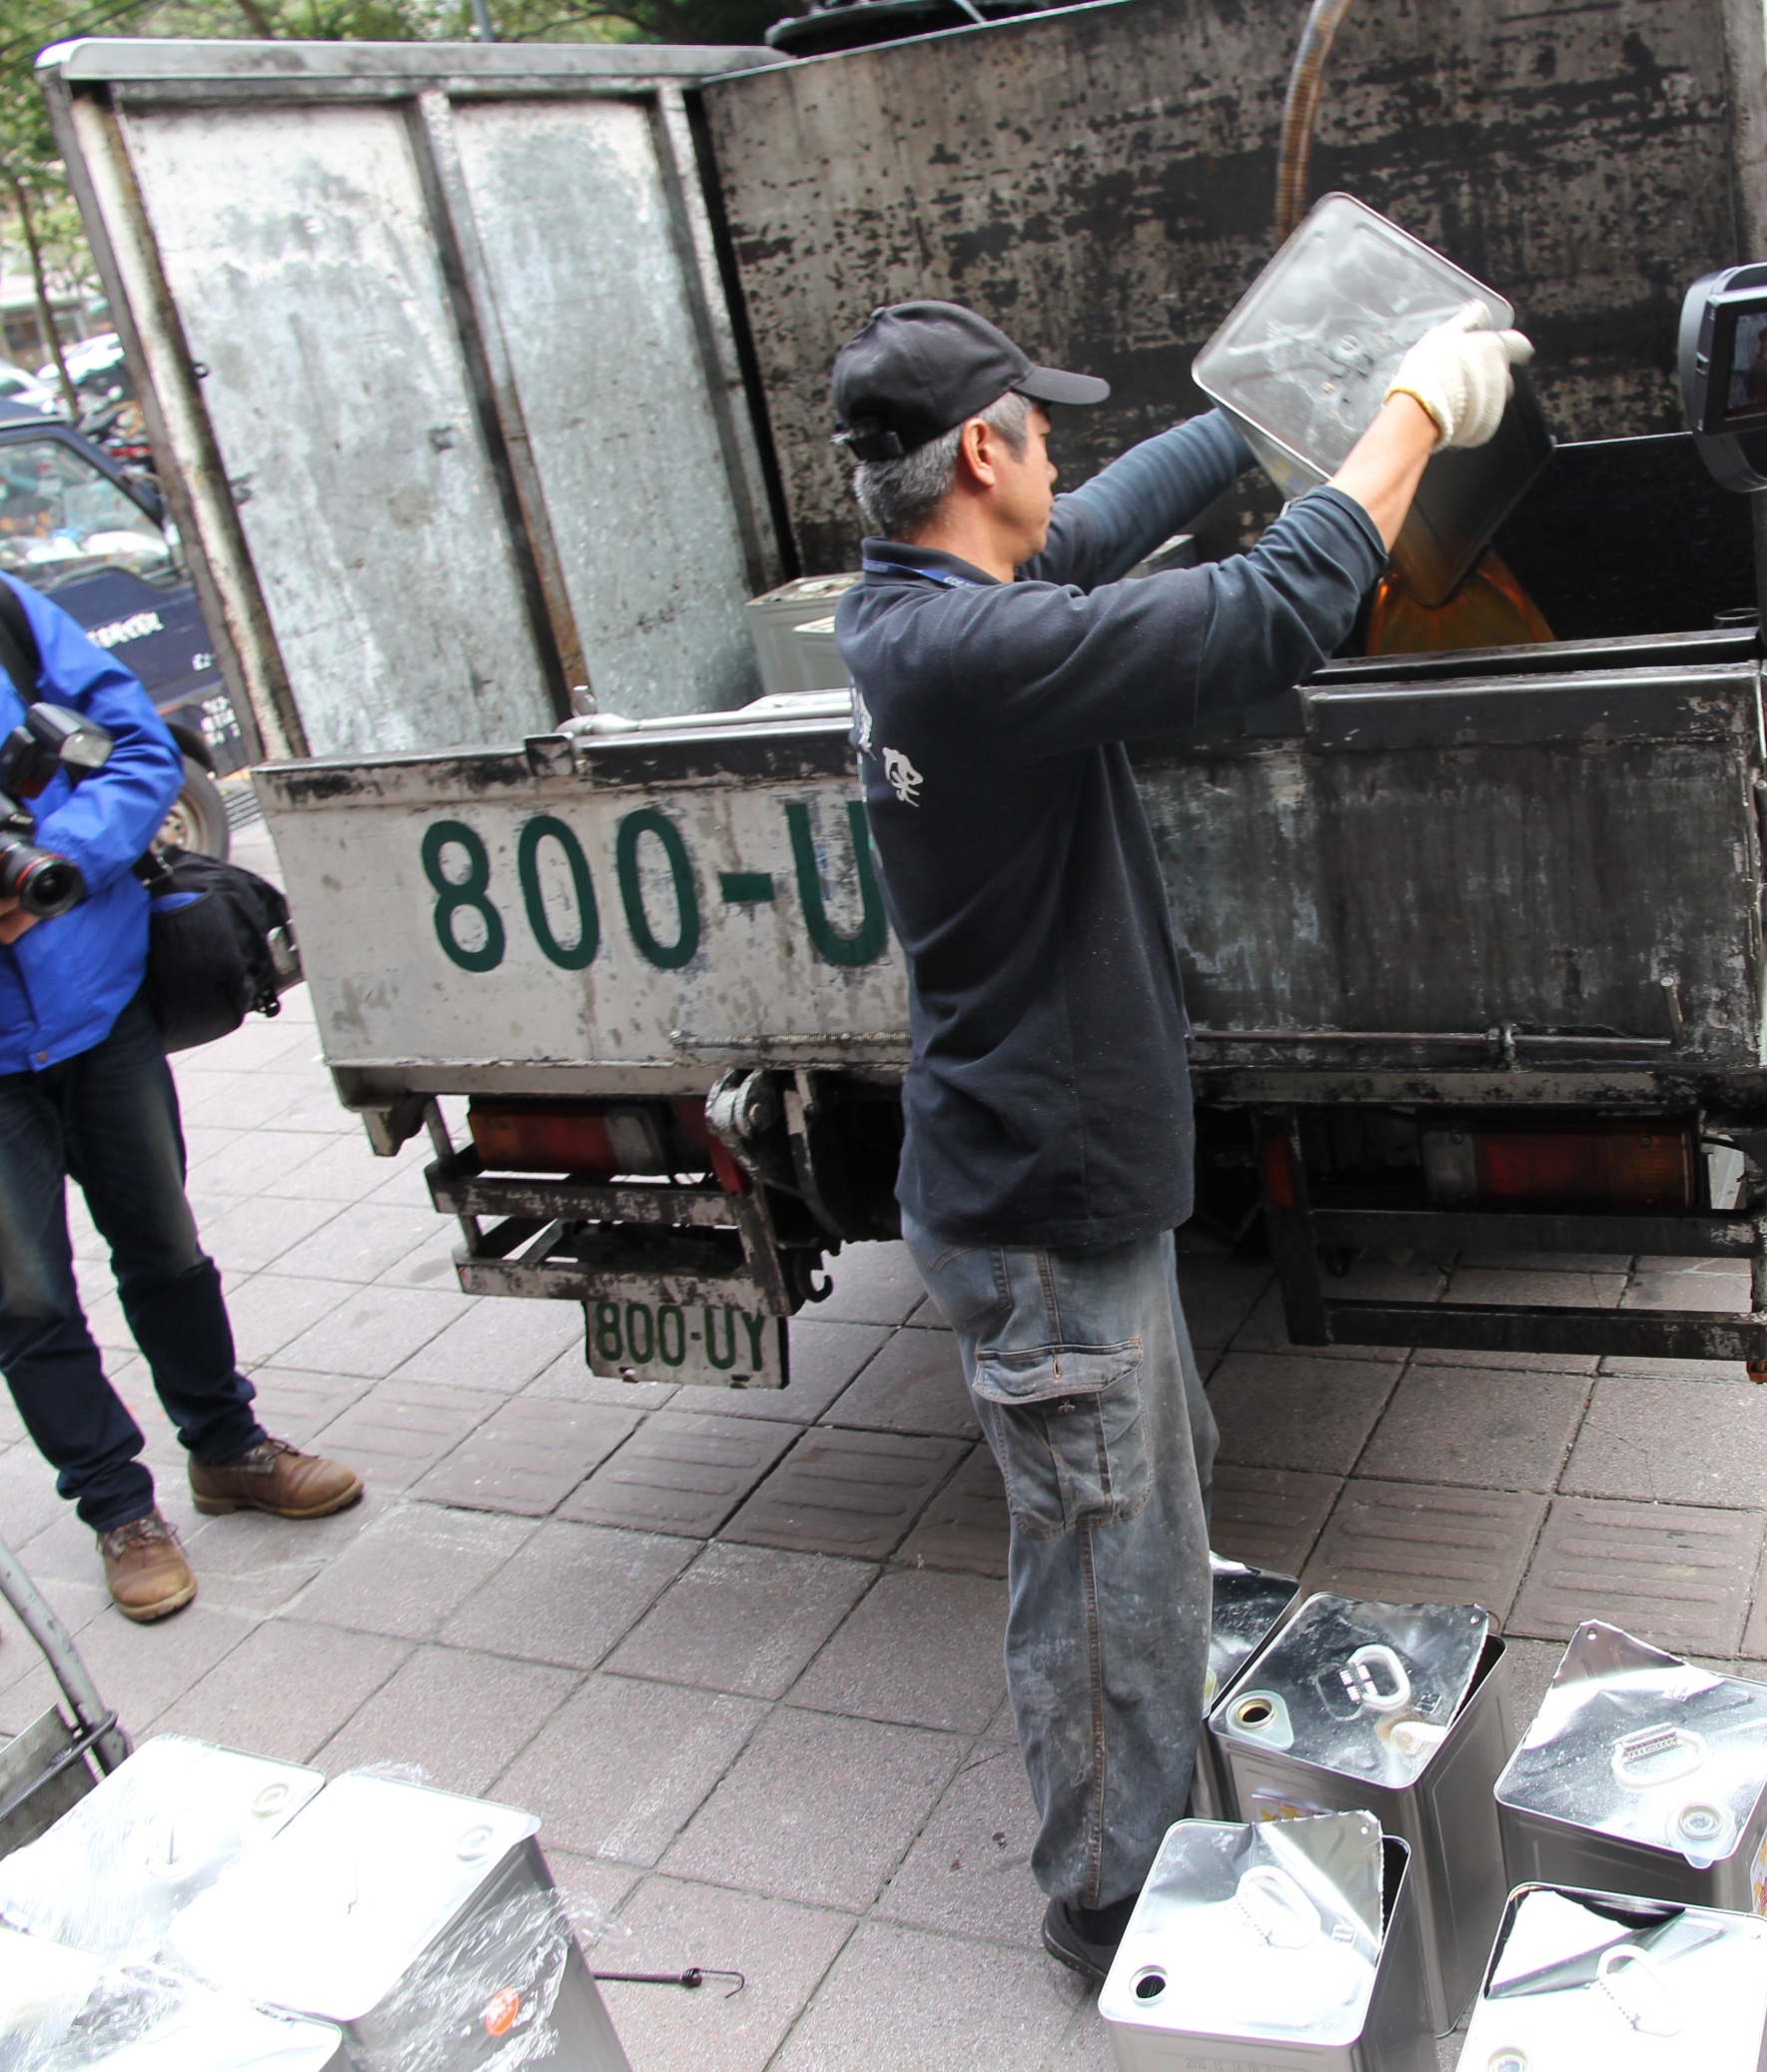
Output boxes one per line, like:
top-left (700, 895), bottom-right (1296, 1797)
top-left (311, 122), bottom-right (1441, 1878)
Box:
top-left (852, 689), bottom-right (874, 753)
top-left (881, 746), bottom-right (923, 806)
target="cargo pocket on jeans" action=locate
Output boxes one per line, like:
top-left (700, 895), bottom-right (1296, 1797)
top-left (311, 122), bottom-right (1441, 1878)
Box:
top-left (971, 1342), bottom-right (1150, 1540)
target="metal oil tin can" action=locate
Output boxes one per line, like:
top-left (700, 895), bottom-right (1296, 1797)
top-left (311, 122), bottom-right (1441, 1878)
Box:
top-left (1100, 1810), bottom-right (1433, 2072)
top-left (1191, 1553), bottom-right (1303, 1822)
top-left (1494, 1619), bottom-right (1767, 1911)
top-left (1208, 1595), bottom-right (1515, 2034)
top-left (1458, 1882), bottom-right (1767, 2071)
top-left (0, 1733), bottom-right (324, 1965)
top-left (167, 1771), bottom-right (630, 2071)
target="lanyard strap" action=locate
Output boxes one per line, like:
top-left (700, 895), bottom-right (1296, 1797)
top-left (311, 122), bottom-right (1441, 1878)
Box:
top-left (861, 555), bottom-right (986, 588)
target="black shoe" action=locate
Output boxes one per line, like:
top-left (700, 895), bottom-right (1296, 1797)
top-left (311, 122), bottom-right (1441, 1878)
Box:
top-left (1041, 1895), bottom-right (1135, 1984)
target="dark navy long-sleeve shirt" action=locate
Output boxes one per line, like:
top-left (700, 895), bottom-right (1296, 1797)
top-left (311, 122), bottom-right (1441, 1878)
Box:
top-left (834, 407), bottom-right (1387, 1251)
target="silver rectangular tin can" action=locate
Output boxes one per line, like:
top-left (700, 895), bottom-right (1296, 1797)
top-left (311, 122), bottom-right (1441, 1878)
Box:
top-left (1100, 1812), bottom-right (1433, 2072)
top-left (1191, 1554), bottom-right (1304, 1822)
top-left (1458, 1881), bottom-right (1767, 2071)
top-left (1209, 1596), bottom-right (1516, 2034)
top-left (167, 1771), bottom-right (630, 2070)
top-left (1494, 1619), bottom-right (1767, 1912)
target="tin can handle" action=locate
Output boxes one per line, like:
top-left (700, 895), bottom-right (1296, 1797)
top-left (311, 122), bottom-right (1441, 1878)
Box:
top-left (1595, 1945), bottom-right (1681, 2037)
top-left (1234, 1865), bottom-right (1322, 1948)
top-left (1344, 1643), bottom-right (1411, 1713)
top-left (1611, 1724), bottom-right (1707, 1789)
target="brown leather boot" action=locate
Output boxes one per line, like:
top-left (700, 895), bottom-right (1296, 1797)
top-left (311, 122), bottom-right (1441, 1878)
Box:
top-left (100, 1512), bottom-right (197, 1622)
top-left (189, 1436), bottom-right (363, 1520)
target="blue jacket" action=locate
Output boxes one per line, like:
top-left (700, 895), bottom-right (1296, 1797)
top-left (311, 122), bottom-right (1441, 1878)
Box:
top-left (0, 575), bottom-right (184, 1074)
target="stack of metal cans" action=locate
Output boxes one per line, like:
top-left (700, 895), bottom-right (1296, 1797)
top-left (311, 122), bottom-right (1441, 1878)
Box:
top-left (0, 1735), bottom-right (630, 2071)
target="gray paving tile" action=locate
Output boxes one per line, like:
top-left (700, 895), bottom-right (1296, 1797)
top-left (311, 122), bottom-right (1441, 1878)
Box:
top-left (1509, 1497), bottom-right (1765, 1653)
top-left (1230, 1285), bottom-right (1408, 1359)
top-left (873, 1740), bottom-right (1041, 1948)
top-left (0, 1443), bottom-right (74, 1551)
top-left (1598, 1353), bottom-right (1757, 1384)
top-left (543, 1852), bottom-right (640, 1951)
top-left (1047, 2006), bottom-right (1117, 2072)
top-left (528, 1351), bottom-right (679, 1412)
top-left (1445, 1266), bottom-right (1625, 1309)
top-left (393, 1295), bottom-right (584, 1391)
top-left (820, 1326), bottom-right (977, 1441)
top-left (1327, 1256), bottom-right (1450, 1306)
top-left (0, 1597), bottom-right (256, 1738)
top-left (241, 1369), bottom-right (374, 1448)
top-left (790, 1569), bottom-right (1005, 1732)
top-left (318, 1644), bottom-right (579, 1794)
top-left (720, 1429), bottom-right (967, 1560)
top-left (704, 1320), bottom-right (891, 1425)
top-left (267, 1204), bottom-right (448, 1285)
top-left (1208, 1351), bottom-right (1402, 1475)
top-left (605, 1544), bottom-right (874, 1698)
top-left (594, 1877), bottom-right (852, 2072)
top-left (1501, 1636), bottom-right (1570, 1736)
top-left (1734, 1551), bottom-right (1767, 1661)
top-left (1359, 1365), bottom-right (1589, 1492)
top-left (1208, 1464), bottom-right (1340, 1576)
top-left (188, 1127), bottom-right (343, 1200)
top-left (770, 1920), bottom-right (1082, 2072)
top-left (413, 1397), bottom-right (640, 1516)
top-left (223, 1273), bottom-right (364, 1368)
top-left (1561, 1375), bottom-right (1767, 1508)
top-left (1411, 1345), bottom-right (1599, 1376)
top-left (1174, 1260), bottom-right (1273, 1353)
top-left (375, 1226), bottom-right (462, 1292)
top-left (558, 1414), bottom-right (797, 1537)
top-left (200, 1195), bottom-right (344, 1275)
top-left (495, 1673), bottom-right (763, 1863)
top-left (812, 1242), bottom-right (928, 1327)
top-left (1623, 1260), bottom-right (1751, 1312)
top-left (177, 1493), bottom-right (380, 1614)
top-left (662, 1706), bottom-right (963, 1910)
top-left (292, 1502), bottom-right (534, 1639)
top-left (442, 1520), bottom-right (694, 1667)
top-left (276, 1285), bottom-right (471, 1381)
top-left (1304, 1481), bottom-right (1547, 1621)
top-left (259, 1133), bottom-right (425, 1203)
top-left (306, 1377), bottom-right (501, 1491)
top-left (155, 1618), bottom-right (409, 1758)
top-left (895, 1444), bottom-right (1008, 1577)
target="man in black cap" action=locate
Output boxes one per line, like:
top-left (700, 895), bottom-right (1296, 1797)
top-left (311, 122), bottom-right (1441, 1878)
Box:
top-left (829, 297), bottom-right (1529, 1980)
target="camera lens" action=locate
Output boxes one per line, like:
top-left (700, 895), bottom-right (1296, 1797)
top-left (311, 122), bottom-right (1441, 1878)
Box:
top-left (13, 853), bottom-right (83, 920)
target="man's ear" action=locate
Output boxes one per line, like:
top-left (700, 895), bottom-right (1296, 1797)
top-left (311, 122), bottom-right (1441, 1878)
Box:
top-left (952, 417), bottom-right (998, 493)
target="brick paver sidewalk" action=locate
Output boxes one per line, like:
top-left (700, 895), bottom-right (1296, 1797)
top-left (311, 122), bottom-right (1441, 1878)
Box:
top-left (4, 817), bottom-right (1764, 2070)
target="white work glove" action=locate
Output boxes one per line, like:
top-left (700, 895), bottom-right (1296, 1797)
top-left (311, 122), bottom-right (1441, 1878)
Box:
top-left (1383, 300), bottom-right (1533, 450)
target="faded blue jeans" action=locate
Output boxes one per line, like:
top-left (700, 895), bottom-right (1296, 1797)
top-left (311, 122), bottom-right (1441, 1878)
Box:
top-left (904, 1215), bottom-right (1216, 1912)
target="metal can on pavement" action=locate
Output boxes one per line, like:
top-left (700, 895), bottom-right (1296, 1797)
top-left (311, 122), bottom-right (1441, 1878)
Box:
top-left (1494, 1619), bottom-right (1767, 1911)
top-left (1208, 1594), bottom-right (1516, 2034)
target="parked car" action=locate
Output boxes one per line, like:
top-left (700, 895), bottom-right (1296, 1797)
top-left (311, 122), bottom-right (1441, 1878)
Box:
top-left (0, 362), bottom-right (62, 418)
top-left (0, 398), bottom-right (241, 854)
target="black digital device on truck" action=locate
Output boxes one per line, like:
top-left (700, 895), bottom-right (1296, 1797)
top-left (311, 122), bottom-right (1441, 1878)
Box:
top-left (1681, 263), bottom-right (1767, 490)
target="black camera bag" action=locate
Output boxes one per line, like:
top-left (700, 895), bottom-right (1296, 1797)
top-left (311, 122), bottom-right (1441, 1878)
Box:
top-left (0, 581), bottom-right (298, 1053)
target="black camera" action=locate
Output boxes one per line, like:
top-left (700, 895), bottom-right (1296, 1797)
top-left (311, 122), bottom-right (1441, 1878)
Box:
top-left (0, 704), bottom-right (115, 921)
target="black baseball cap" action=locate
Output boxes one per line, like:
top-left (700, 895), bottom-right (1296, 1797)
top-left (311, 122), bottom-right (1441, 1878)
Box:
top-left (830, 301), bottom-right (1109, 462)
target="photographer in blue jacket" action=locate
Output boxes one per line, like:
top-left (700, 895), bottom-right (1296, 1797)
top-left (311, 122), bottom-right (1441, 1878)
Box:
top-left (0, 574), bottom-right (360, 1622)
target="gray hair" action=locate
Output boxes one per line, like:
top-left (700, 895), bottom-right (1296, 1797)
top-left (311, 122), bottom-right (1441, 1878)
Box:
top-left (850, 390), bottom-right (1033, 537)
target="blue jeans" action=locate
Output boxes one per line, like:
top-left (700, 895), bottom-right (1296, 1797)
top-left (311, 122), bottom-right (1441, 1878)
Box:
top-left (0, 993), bottom-right (263, 1531)
top-left (903, 1215), bottom-right (1216, 1912)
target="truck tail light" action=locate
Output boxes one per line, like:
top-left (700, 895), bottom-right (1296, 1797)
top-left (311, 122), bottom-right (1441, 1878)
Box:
top-left (465, 1097), bottom-right (748, 1194)
top-left (467, 1101), bottom-right (667, 1177)
top-left (1421, 1125), bottom-right (1694, 1209)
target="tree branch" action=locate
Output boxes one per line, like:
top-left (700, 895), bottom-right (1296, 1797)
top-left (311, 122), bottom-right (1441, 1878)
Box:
top-left (5, 171), bottom-right (78, 416)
